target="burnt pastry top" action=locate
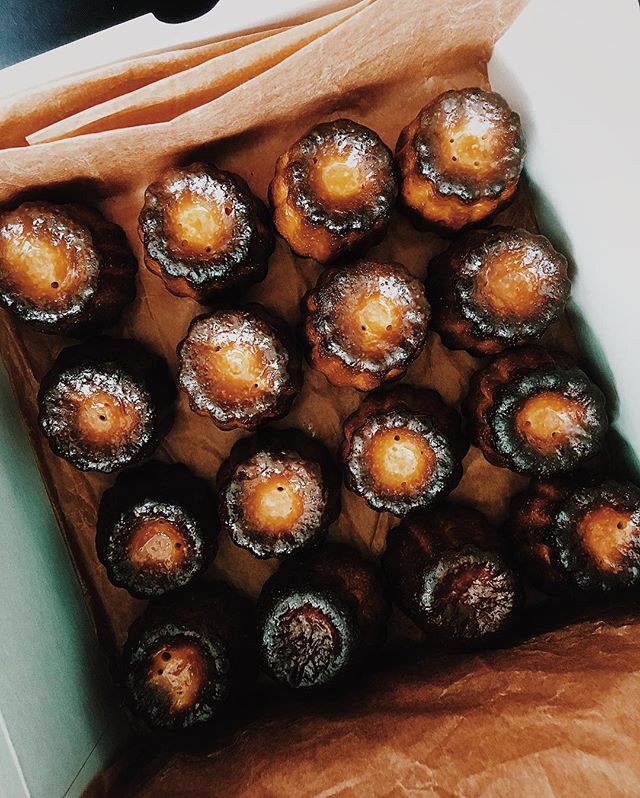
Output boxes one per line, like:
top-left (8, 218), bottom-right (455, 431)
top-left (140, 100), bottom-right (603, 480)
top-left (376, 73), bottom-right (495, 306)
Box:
top-left (122, 584), bottom-right (254, 730)
top-left (408, 89), bottom-right (524, 202)
top-left (216, 429), bottom-right (340, 559)
top-left (304, 259), bottom-right (431, 390)
top-left (342, 386), bottom-right (468, 515)
top-left (257, 544), bottom-right (388, 689)
top-left (383, 503), bottom-right (522, 646)
top-left (38, 337), bottom-right (175, 473)
top-left (465, 346), bottom-right (608, 477)
top-left (427, 226), bottom-right (570, 355)
top-left (0, 201), bottom-right (136, 335)
top-left (139, 163), bottom-right (274, 303)
top-left (97, 461), bottom-right (217, 598)
top-left (270, 118), bottom-right (397, 263)
top-left (177, 305), bottom-right (301, 431)
top-left (508, 475), bottom-right (640, 595)
top-left (396, 88), bottom-right (525, 230)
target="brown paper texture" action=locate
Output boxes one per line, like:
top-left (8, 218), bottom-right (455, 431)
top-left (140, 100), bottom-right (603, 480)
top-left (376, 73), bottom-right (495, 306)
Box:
top-left (2, 1), bottom-right (638, 795)
top-left (0, 27), bottom-right (282, 148)
top-left (27, 2), bottom-right (368, 143)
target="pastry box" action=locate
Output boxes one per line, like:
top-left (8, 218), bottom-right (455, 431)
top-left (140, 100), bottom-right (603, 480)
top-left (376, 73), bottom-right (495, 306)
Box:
top-left (0, 0), bottom-right (638, 795)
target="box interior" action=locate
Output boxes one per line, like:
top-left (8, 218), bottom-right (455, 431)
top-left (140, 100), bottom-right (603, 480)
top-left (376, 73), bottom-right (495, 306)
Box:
top-left (1, 1), bottom-right (639, 796)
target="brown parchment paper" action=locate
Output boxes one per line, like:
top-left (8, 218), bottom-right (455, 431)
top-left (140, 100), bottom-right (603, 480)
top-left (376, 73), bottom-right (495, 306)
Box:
top-left (27, 2), bottom-right (367, 143)
top-left (2, 1), bottom-right (639, 796)
top-left (0, 26), bottom-right (282, 148)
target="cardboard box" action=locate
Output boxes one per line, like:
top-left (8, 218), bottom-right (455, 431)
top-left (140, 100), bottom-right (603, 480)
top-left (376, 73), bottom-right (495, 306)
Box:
top-left (0, 1), bottom-right (638, 795)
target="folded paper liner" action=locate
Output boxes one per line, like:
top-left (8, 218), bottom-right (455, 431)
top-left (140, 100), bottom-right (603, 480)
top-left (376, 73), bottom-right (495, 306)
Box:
top-left (26, 2), bottom-right (366, 143)
top-left (2, 1), bottom-right (639, 795)
top-left (0, 25), bottom-right (282, 148)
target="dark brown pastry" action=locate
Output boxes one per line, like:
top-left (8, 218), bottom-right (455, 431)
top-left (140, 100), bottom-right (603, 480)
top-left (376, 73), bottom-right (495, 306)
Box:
top-left (97, 461), bottom-right (217, 598)
top-left (0, 201), bottom-right (136, 335)
top-left (427, 226), bottom-right (570, 355)
top-left (257, 544), bottom-right (388, 689)
top-left (269, 118), bottom-right (397, 264)
top-left (396, 88), bottom-right (525, 232)
top-left (508, 475), bottom-right (640, 596)
top-left (464, 346), bottom-right (608, 477)
top-left (122, 584), bottom-right (254, 730)
top-left (138, 163), bottom-right (274, 303)
top-left (383, 503), bottom-right (522, 647)
top-left (342, 386), bottom-right (468, 515)
top-left (177, 305), bottom-right (301, 431)
top-left (216, 429), bottom-right (340, 559)
top-left (38, 337), bottom-right (175, 472)
top-left (303, 259), bottom-right (430, 390)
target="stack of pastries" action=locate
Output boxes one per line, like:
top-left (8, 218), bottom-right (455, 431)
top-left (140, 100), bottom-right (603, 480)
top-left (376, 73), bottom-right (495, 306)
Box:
top-left (1, 87), bottom-right (637, 733)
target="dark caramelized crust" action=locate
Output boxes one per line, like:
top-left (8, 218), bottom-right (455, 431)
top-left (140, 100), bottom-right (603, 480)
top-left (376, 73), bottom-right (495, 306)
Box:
top-left (427, 227), bottom-right (570, 355)
top-left (507, 476), bottom-right (640, 595)
top-left (382, 504), bottom-right (522, 646)
top-left (177, 305), bottom-right (301, 430)
top-left (38, 337), bottom-right (175, 472)
top-left (138, 163), bottom-right (274, 303)
top-left (216, 429), bottom-right (340, 559)
top-left (464, 346), bottom-right (608, 476)
top-left (342, 386), bottom-right (468, 515)
top-left (303, 260), bottom-right (430, 390)
top-left (97, 461), bottom-right (218, 598)
top-left (396, 88), bottom-right (524, 232)
top-left (269, 119), bottom-right (398, 264)
top-left (257, 544), bottom-right (388, 689)
top-left (122, 583), bottom-right (255, 730)
top-left (0, 202), bottom-right (136, 335)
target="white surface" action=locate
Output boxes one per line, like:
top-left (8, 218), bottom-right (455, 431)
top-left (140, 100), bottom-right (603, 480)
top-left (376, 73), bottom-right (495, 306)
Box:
top-left (489, 0), bottom-right (640, 470)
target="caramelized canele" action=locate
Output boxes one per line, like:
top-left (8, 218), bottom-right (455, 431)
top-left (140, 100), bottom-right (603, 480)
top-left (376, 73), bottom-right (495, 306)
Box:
top-left (177, 305), bottom-right (301, 430)
top-left (139, 163), bottom-right (274, 303)
top-left (396, 88), bottom-right (524, 232)
top-left (257, 544), bottom-right (388, 689)
top-left (216, 429), bottom-right (340, 559)
top-left (122, 584), bottom-right (254, 730)
top-left (508, 475), bottom-right (640, 595)
top-left (0, 202), bottom-right (136, 335)
top-left (427, 227), bottom-right (570, 355)
top-left (342, 386), bottom-right (468, 515)
top-left (464, 346), bottom-right (607, 477)
top-left (97, 461), bottom-right (217, 598)
top-left (270, 119), bottom-right (397, 264)
top-left (303, 259), bottom-right (430, 390)
top-left (382, 503), bottom-right (522, 647)
top-left (38, 337), bottom-right (175, 472)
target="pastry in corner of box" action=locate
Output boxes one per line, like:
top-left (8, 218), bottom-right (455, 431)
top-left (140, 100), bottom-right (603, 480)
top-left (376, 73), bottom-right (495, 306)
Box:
top-left (396, 87), bottom-right (525, 233)
top-left (382, 502), bottom-right (523, 649)
top-left (303, 259), bottom-right (431, 391)
top-left (0, 201), bottom-right (137, 336)
top-left (138, 162), bottom-right (274, 304)
top-left (176, 304), bottom-right (301, 431)
top-left (427, 226), bottom-right (570, 356)
top-left (256, 543), bottom-right (389, 690)
top-left (97, 460), bottom-right (218, 598)
top-left (216, 428), bottom-right (340, 560)
top-left (464, 346), bottom-right (608, 477)
top-left (341, 385), bottom-right (468, 515)
top-left (122, 582), bottom-right (255, 731)
top-left (507, 473), bottom-right (640, 597)
top-left (37, 337), bottom-right (175, 473)
top-left (269, 118), bottom-right (398, 264)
